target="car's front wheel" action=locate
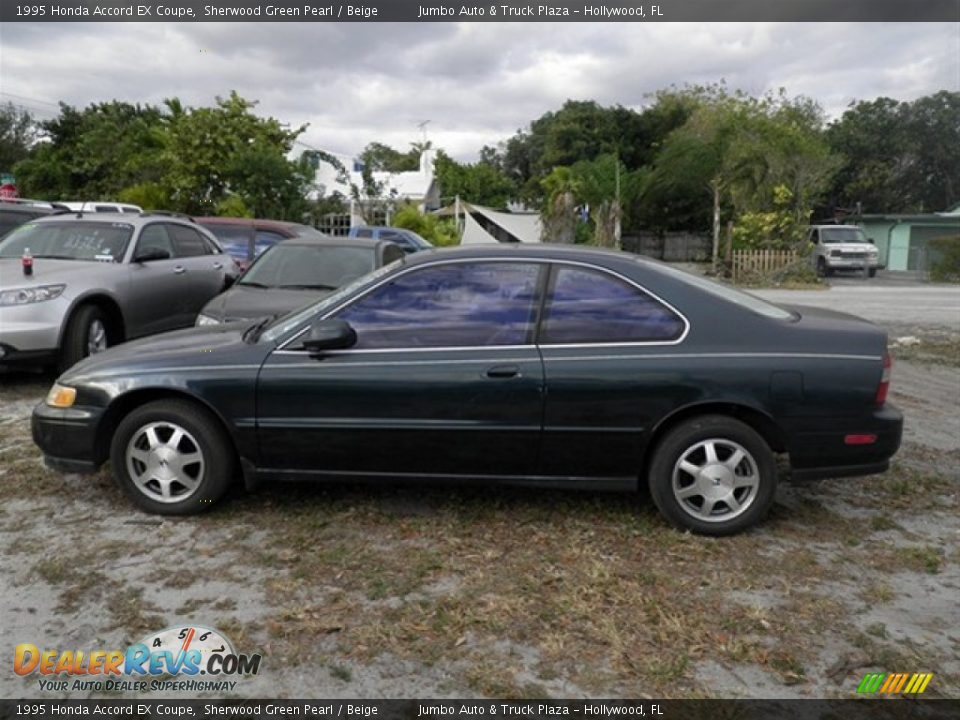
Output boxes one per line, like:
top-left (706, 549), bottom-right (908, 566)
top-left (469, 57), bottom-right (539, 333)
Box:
top-left (109, 399), bottom-right (235, 515)
top-left (60, 304), bottom-right (110, 372)
top-left (647, 415), bottom-right (777, 535)
top-left (816, 257), bottom-right (831, 278)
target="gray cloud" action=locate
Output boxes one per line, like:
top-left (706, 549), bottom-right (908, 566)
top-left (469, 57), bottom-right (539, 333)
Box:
top-left (1, 22), bottom-right (956, 160)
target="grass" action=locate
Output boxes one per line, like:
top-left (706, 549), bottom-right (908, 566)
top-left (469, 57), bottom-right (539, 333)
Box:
top-left (890, 335), bottom-right (960, 367)
top-left (2, 378), bottom-right (958, 698)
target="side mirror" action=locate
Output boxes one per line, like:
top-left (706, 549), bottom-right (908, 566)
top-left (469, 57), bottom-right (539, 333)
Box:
top-left (134, 248), bottom-right (171, 263)
top-left (867, 238), bottom-right (875, 245)
top-left (303, 318), bottom-right (357, 355)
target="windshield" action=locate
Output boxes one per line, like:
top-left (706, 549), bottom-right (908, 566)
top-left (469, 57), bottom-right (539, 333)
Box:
top-left (261, 259), bottom-right (403, 343)
top-left (821, 227), bottom-right (869, 244)
top-left (0, 221), bottom-right (133, 262)
top-left (240, 244), bottom-right (376, 290)
top-left (647, 261), bottom-right (796, 320)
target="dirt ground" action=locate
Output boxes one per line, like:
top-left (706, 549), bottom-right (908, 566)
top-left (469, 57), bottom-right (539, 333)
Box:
top-left (1, 309), bottom-right (957, 699)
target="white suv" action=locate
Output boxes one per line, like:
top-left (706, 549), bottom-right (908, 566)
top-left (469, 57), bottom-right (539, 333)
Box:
top-left (808, 225), bottom-right (881, 278)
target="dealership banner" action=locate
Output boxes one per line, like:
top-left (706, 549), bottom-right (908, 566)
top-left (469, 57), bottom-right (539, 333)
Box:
top-left (2, 0), bottom-right (958, 22)
top-left (2, 700), bottom-right (960, 719)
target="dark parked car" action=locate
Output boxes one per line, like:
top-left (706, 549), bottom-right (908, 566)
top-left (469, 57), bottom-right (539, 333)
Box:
top-left (32, 245), bottom-right (902, 535)
top-left (196, 235), bottom-right (405, 325)
top-left (196, 217), bottom-right (326, 271)
top-left (0, 199), bottom-right (60, 237)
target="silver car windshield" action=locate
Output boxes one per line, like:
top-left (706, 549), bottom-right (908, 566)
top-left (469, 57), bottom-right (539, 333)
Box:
top-left (241, 244), bottom-right (375, 290)
top-left (821, 227), bottom-right (869, 244)
top-left (260, 259), bottom-right (403, 343)
top-left (0, 221), bottom-right (133, 262)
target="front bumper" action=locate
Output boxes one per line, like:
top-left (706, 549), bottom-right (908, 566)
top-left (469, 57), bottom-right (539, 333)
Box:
top-left (0, 300), bottom-right (64, 364)
top-left (787, 404), bottom-right (903, 480)
top-left (826, 257), bottom-right (881, 270)
top-left (31, 401), bottom-right (106, 474)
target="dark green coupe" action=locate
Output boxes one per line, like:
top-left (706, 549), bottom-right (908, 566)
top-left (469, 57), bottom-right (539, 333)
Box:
top-left (32, 245), bottom-right (902, 535)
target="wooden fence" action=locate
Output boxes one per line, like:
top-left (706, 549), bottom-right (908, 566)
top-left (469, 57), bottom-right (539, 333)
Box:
top-left (732, 249), bottom-right (799, 282)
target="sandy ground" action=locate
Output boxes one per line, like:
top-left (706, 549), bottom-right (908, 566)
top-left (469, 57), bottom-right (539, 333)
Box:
top-left (1, 287), bottom-right (957, 700)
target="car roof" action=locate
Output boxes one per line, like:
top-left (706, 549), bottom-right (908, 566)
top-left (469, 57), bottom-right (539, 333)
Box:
top-left (26, 211), bottom-right (206, 228)
top-left (277, 234), bottom-right (384, 249)
top-left (401, 243), bottom-right (654, 266)
top-left (195, 216), bottom-right (318, 235)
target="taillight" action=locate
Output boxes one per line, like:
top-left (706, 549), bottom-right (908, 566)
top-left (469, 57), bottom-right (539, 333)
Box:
top-left (875, 353), bottom-right (892, 405)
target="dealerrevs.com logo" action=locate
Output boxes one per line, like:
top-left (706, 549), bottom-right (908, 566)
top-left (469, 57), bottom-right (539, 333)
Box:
top-left (15, 626), bottom-right (262, 693)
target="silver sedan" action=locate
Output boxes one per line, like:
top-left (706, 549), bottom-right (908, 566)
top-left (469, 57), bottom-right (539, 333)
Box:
top-left (0, 212), bottom-right (237, 371)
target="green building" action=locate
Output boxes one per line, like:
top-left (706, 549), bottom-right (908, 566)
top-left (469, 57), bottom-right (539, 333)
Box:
top-left (844, 206), bottom-right (960, 271)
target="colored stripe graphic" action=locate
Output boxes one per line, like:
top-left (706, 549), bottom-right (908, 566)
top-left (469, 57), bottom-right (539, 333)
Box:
top-left (858, 672), bottom-right (933, 694)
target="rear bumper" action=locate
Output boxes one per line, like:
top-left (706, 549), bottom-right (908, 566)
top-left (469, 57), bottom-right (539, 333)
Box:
top-left (786, 403), bottom-right (903, 480)
top-left (31, 401), bottom-right (106, 473)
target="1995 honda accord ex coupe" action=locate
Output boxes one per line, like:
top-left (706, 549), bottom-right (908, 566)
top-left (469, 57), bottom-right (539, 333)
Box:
top-left (32, 245), bottom-right (903, 535)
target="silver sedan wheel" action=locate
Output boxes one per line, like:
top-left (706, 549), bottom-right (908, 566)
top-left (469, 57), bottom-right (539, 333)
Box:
top-left (672, 438), bottom-right (760, 523)
top-left (87, 319), bottom-right (108, 355)
top-left (125, 421), bottom-right (205, 504)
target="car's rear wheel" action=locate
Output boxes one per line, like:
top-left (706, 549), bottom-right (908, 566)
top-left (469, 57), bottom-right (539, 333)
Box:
top-left (60, 304), bottom-right (110, 372)
top-left (109, 400), bottom-right (235, 515)
top-left (648, 415), bottom-right (777, 535)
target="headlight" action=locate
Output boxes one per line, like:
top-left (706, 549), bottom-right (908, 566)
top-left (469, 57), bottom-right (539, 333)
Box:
top-left (0, 284), bottom-right (66, 306)
top-left (45, 383), bottom-right (77, 408)
top-left (196, 313), bottom-right (221, 326)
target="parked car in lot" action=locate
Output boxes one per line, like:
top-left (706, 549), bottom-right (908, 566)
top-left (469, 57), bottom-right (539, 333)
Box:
top-left (0, 213), bottom-right (237, 371)
top-left (347, 225), bottom-right (433, 254)
top-left (0, 199), bottom-right (61, 237)
top-left (196, 217), bottom-right (326, 271)
top-left (32, 245), bottom-right (902, 535)
top-left (59, 201), bottom-right (143, 214)
top-left (809, 225), bottom-right (881, 277)
top-left (196, 235), bottom-right (405, 325)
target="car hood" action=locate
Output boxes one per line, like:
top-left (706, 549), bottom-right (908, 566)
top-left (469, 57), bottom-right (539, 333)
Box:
top-left (61, 321), bottom-right (260, 382)
top-left (0, 257), bottom-right (120, 288)
top-left (200, 285), bottom-right (331, 322)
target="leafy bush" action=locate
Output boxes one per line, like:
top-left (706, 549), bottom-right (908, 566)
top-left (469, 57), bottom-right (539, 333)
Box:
top-left (731, 185), bottom-right (808, 251)
top-left (391, 204), bottom-right (459, 247)
top-left (929, 235), bottom-right (960, 282)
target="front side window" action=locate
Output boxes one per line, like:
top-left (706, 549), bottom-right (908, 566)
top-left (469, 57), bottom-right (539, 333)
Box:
top-left (336, 262), bottom-right (541, 349)
top-left (540, 266), bottom-right (685, 344)
top-left (136, 224), bottom-right (175, 258)
top-left (169, 225), bottom-right (211, 257)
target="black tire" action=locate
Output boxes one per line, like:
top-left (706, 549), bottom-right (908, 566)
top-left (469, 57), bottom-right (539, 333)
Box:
top-left (109, 399), bottom-right (235, 515)
top-left (815, 257), bottom-right (831, 278)
top-left (60, 304), bottom-right (109, 373)
top-left (647, 415), bottom-right (777, 536)
top-left (868, 268), bottom-right (877, 278)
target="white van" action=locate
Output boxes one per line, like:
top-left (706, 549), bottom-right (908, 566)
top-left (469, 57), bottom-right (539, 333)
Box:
top-left (60, 201), bottom-right (143, 214)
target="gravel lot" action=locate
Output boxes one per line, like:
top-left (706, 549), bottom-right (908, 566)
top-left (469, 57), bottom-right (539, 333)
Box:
top-left (1, 280), bottom-right (957, 700)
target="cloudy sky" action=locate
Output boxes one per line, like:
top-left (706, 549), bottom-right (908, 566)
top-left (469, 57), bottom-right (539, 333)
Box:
top-left (2, 22), bottom-right (957, 161)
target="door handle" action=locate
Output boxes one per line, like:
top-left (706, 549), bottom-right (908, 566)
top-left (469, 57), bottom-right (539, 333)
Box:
top-left (173, 266), bottom-right (186, 274)
top-left (486, 364), bottom-right (520, 379)
top-left (213, 262), bottom-right (223, 269)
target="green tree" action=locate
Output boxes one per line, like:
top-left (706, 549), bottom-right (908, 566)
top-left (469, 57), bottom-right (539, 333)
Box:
top-left (0, 102), bottom-right (37, 174)
top-left (826, 92), bottom-right (960, 213)
top-left (15, 101), bottom-right (168, 200)
top-left (433, 150), bottom-right (517, 210)
top-left (161, 91), bottom-right (307, 215)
